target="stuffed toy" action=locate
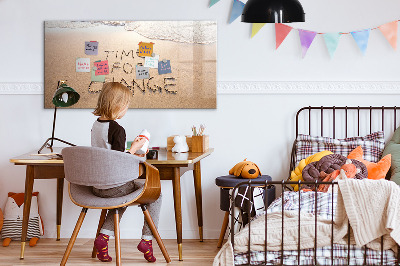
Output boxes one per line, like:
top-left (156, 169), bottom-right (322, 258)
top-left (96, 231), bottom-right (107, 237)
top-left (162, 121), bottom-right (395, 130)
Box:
top-left (172, 135), bottom-right (189, 153)
top-left (1, 192), bottom-right (44, 247)
top-left (229, 159), bottom-right (261, 179)
top-left (289, 150), bottom-right (333, 191)
top-left (348, 146), bottom-right (391, 180)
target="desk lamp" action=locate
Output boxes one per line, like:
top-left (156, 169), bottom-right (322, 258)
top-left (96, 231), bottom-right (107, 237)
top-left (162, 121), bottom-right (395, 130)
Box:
top-left (38, 80), bottom-right (80, 154)
top-left (241, 0), bottom-right (305, 23)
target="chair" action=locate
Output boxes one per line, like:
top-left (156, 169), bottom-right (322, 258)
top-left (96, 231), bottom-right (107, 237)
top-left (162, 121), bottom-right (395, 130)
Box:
top-left (60, 146), bottom-right (171, 265)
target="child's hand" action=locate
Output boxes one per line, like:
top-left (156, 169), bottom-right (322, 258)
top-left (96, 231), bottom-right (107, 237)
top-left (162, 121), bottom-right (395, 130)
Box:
top-left (128, 137), bottom-right (147, 155)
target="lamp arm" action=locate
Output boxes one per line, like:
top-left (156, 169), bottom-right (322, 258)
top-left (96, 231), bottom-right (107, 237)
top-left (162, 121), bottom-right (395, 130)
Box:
top-left (50, 106), bottom-right (57, 148)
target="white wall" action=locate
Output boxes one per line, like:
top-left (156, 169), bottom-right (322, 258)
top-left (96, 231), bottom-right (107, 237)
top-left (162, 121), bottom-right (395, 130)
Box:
top-left (1, 0), bottom-right (400, 239)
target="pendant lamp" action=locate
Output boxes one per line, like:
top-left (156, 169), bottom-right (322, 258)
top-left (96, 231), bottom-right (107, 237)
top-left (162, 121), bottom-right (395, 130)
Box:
top-left (38, 80), bottom-right (80, 154)
top-left (241, 0), bottom-right (305, 23)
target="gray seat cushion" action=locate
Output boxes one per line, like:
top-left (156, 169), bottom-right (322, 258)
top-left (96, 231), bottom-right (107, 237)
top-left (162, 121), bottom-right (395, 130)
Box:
top-left (69, 180), bottom-right (145, 208)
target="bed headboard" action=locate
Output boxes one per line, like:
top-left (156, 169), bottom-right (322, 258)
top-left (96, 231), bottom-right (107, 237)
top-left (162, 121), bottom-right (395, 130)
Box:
top-left (290, 106), bottom-right (400, 179)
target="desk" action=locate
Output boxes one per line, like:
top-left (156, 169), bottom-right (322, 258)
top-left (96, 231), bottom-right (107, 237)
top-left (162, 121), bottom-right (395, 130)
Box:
top-left (10, 147), bottom-right (213, 261)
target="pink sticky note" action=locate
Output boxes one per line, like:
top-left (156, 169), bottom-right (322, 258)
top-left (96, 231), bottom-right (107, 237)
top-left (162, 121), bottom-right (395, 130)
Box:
top-left (94, 60), bottom-right (109, 76)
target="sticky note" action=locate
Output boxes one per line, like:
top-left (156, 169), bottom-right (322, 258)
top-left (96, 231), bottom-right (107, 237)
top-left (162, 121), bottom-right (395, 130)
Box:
top-left (91, 67), bottom-right (105, 82)
top-left (76, 58), bottom-right (90, 72)
top-left (144, 54), bottom-right (159, 68)
top-left (94, 60), bottom-right (109, 75)
top-left (138, 42), bottom-right (154, 57)
top-left (158, 60), bottom-right (172, 75)
top-left (136, 65), bottom-right (150, 79)
top-left (85, 41), bottom-right (98, 55)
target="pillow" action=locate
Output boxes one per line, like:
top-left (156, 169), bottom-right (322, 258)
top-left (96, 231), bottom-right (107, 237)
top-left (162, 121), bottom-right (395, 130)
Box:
top-left (295, 131), bottom-right (385, 167)
top-left (382, 126), bottom-right (400, 184)
top-left (348, 146), bottom-right (391, 180)
top-left (289, 150), bottom-right (333, 191)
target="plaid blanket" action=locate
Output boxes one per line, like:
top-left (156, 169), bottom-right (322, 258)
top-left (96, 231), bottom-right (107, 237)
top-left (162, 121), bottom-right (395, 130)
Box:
top-left (234, 191), bottom-right (397, 265)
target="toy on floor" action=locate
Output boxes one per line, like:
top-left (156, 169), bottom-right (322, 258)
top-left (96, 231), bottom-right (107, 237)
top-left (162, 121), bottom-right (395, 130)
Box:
top-left (229, 159), bottom-right (261, 179)
top-left (1, 192), bottom-right (44, 247)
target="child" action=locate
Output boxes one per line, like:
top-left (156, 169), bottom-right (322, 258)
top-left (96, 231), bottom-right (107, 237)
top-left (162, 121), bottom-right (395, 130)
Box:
top-left (91, 82), bottom-right (162, 263)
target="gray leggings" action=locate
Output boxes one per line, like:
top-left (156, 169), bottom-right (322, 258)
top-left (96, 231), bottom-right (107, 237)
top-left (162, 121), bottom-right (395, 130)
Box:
top-left (92, 180), bottom-right (162, 240)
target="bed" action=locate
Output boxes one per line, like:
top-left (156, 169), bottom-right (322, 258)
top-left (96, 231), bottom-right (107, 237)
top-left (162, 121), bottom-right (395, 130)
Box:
top-left (214, 106), bottom-right (400, 266)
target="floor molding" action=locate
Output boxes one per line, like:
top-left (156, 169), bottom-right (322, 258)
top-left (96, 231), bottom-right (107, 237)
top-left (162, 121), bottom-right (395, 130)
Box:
top-left (1, 81), bottom-right (400, 95)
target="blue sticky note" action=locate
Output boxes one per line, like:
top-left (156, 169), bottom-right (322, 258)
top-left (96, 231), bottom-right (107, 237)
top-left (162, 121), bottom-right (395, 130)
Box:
top-left (158, 60), bottom-right (172, 75)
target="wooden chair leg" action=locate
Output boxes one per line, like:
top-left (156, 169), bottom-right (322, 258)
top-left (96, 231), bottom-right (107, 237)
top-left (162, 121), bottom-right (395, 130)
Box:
top-left (217, 211), bottom-right (230, 248)
top-left (60, 208), bottom-right (88, 266)
top-left (141, 205), bottom-right (171, 263)
top-left (114, 210), bottom-right (121, 266)
top-left (91, 209), bottom-right (108, 258)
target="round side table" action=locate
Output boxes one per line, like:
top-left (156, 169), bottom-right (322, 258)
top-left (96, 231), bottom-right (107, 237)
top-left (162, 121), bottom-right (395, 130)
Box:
top-left (215, 175), bottom-right (275, 248)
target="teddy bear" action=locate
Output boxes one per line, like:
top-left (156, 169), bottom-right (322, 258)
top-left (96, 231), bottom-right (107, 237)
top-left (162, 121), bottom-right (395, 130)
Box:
top-left (172, 135), bottom-right (189, 153)
top-left (229, 159), bottom-right (261, 179)
top-left (1, 192), bottom-right (44, 247)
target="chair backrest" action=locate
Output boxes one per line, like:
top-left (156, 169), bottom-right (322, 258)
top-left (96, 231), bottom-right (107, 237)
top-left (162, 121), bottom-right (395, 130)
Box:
top-left (62, 146), bottom-right (145, 187)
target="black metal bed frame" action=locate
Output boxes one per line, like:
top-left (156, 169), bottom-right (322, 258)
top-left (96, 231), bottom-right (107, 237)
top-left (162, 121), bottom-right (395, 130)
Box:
top-left (230, 106), bottom-right (400, 266)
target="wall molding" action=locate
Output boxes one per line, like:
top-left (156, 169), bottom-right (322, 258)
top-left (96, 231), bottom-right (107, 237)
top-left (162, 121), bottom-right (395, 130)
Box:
top-left (1, 81), bottom-right (400, 95)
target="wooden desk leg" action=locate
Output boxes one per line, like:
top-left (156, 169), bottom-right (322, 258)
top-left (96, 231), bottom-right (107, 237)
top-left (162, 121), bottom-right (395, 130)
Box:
top-left (56, 178), bottom-right (64, 241)
top-left (20, 165), bottom-right (35, 259)
top-left (193, 161), bottom-right (203, 242)
top-left (172, 167), bottom-right (183, 261)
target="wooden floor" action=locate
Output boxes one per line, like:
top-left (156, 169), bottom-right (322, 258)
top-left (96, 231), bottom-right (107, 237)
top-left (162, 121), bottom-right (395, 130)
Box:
top-left (0, 239), bottom-right (221, 265)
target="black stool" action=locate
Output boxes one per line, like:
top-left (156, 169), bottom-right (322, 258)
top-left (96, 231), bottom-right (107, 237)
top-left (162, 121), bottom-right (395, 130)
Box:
top-left (215, 175), bottom-right (275, 248)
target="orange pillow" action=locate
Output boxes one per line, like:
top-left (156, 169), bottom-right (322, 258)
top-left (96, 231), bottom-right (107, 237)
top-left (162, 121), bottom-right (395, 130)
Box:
top-left (347, 146), bottom-right (391, 180)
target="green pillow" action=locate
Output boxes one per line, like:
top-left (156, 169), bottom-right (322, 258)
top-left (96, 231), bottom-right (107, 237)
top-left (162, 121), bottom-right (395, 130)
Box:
top-left (382, 126), bottom-right (400, 184)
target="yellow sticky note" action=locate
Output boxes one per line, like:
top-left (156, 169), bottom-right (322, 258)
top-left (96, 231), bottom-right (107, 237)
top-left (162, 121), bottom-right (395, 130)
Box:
top-left (138, 42), bottom-right (154, 57)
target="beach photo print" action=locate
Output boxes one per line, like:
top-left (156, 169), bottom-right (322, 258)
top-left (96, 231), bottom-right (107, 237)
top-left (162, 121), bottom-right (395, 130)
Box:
top-left (44, 21), bottom-right (217, 109)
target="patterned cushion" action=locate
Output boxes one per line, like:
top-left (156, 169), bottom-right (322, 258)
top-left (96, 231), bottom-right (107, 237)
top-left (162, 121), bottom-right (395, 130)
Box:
top-left (295, 131), bottom-right (385, 166)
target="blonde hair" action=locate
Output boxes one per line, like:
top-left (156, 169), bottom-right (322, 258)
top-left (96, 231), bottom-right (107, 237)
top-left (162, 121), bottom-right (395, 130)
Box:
top-left (93, 82), bottom-right (132, 120)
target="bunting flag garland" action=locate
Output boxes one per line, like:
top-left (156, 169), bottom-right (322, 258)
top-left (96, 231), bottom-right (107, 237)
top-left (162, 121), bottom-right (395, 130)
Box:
top-left (209, 0), bottom-right (220, 8)
top-left (229, 0), bottom-right (245, 24)
top-left (275, 23), bottom-right (293, 49)
top-left (378, 21), bottom-right (398, 50)
top-left (351, 29), bottom-right (370, 55)
top-left (251, 23), bottom-right (266, 38)
top-left (298, 29), bottom-right (317, 58)
top-left (207, 2), bottom-right (400, 58)
top-left (323, 33), bottom-right (341, 58)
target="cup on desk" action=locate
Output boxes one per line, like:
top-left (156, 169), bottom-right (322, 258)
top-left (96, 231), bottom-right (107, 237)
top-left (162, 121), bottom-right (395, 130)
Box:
top-left (146, 150), bottom-right (158, 160)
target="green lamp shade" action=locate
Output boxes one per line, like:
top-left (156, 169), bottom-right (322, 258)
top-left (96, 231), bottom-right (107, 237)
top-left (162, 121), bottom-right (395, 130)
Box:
top-left (52, 83), bottom-right (80, 107)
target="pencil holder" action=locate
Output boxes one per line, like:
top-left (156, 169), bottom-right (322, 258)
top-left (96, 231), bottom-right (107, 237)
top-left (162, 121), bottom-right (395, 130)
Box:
top-left (191, 135), bottom-right (209, 153)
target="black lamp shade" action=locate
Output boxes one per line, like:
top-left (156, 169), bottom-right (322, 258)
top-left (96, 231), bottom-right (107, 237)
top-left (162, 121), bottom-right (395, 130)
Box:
top-left (241, 0), bottom-right (305, 23)
top-left (52, 83), bottom-right (80, 107)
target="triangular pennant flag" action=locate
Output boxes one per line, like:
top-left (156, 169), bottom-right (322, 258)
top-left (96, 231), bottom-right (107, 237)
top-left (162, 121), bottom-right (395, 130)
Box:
top-left (351, 29), bottom-right (370, 55)
top-left (229, 0), bottom-right (245, 24)
top-left (323, 33), bottom-right (341, 58)
top-left (378, 21), bottom-right (398, 50)
top-left (275, 23), bottom-right (293, 49)
top-left (209, 0), bottom-right (220, 7)
top-left (251, 23), bottom-right (266, 38)
top-left (298, 29), bottom-right (317, 58)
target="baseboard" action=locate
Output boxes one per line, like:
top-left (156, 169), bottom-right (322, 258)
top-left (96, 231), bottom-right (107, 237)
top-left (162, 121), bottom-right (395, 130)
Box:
top-left (1, 81), bottom-right (400, 95)
top-left (45, 228), bottom-right (222, 239)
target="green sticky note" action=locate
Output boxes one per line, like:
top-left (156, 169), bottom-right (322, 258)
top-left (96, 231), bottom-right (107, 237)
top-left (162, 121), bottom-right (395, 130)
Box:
top-left (91, 66), bottom-right (105, 82)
